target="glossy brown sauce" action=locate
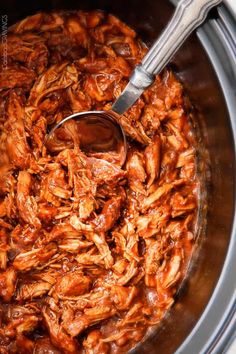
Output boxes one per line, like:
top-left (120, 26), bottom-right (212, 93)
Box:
top-left (0, 10), bottom-right (200, 354)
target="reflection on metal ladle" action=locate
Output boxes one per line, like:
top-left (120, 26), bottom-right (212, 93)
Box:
top-left (45, 111), bottom-right (127, 166)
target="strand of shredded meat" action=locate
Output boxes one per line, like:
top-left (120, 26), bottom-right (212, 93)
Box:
top-left (0, 10), bottom-right (199, 354)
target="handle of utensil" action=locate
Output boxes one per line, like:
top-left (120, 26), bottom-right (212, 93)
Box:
top-left (129, 0), bottom-right (222, 89)
top-left (111, 0), bottom-right (222, 116)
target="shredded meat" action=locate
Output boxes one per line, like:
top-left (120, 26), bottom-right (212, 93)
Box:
top-left (0, 10), bottom-right (200, 353)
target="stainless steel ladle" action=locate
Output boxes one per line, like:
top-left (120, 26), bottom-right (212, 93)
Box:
top-left (45, 0), bottom-right (222, 165)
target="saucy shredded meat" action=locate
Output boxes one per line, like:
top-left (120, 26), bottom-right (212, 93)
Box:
top-left (0, 10), bottom-right (200, 353)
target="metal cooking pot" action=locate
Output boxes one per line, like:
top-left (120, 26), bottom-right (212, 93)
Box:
top-left (1, 0), bottom-right (236, 353)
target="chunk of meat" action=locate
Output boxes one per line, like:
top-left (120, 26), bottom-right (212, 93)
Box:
top-left (65, 14), bottom-right (88, 46)
top-left (0, 267), bottom-right (17, 302)
top-left (83, 330), bottom-right (109, 354)
top-left (34, 337), bottom-right (61, 354)
top-left (28, 62), bottom-right (78, 106)
top-left (126, 151), bottom-right (146, 195)
top-left (13, 334), bottom-right (35, 353)
top-left (13, 243), bottom-right (57, 271)
top-left (63, 149), bottom-right (94, 190)
top-left (83, 56), bottom-right (130, 102)
top-left (11, 224), bottom-right (39, 247)
top-left (84, 305), bottom-right (115, 325)
top-left (40, 166), bottom-right (72, 205)
top-left (0, 229), bottom-right (8, 270)
top-left (88, 157), bottom-right (126, 185)
top-left (67, 85), bottom-right (92, 112)
top-left (0, 65), bottom-right (36, 91)
top-left (61, 307), bottom-right (90, 337)
top-left (17, 171), bottom-right (41, 227)
top-left (0, 167), bottom-right (15, 195)
top-left (17, 271), bottom-right (57, 301)
top-left (162, 253), bottom-right (182, 289)
top-left (144, 136), bottom-right (161, 188)
top-left (0, 199), bottom-right (7, 218)
top-left (90, 232), bottom-right (114, 269)
top-left (31, 115), bottom-right (47, 149)
top-left (2, 33), bottom-right (48, 74)
top-left (56, 149), bottom-right (96, 217)
top-left (142, 183), bottom-right (173, 210)
top-left (92, 197), bottom-right (122, 232)
top-left (10, 13), bottom-right (44, 33)
top-left (77, 195), bottom-right (95, 220)
top-left (176, 148), bottom-right (195, 168)
top-left (38, 203), bottom-right (58, 222)
top-left (59, 238), bottom-right (93, 253)
top-left (76, 253), bottom-right (105, 267)
top-left (4, 91), bottom-right (31, 169)
top-left (69, 215), bottom-right (93, 233)
top-left (53, 271), bottom-right (91, 298)
top-left (111, 285), bottom-right (138, 310)
top-left (45, 223), bottom-right (82, 244)
top-left (136, 206), bottom-right (170, 238)
top-left (17, 282), bottom-right (52, 300)
top-left (117, 302), bottom-right (146, 327)
top-left (2, 193), bottom-right (17, 219)
top-left (170, 191), bottom-right (196, 217)
top-left (118, 114), bottom-right (151, 145)
top-left (141, 103), bottom-right (164, 132)
top-left (108, 14), bottom-right (136, 37)
top-left (0, 245), bottom-right (8, 270)
top-left (63, 303), bottom-right (116, 338)
top-left (4, 305), bottom-right (39, 336)
top-left (144, 240), bottom-right (160, 287)
top-left (112, 260), bottom-right (138, 286)
top-left (43, 305), bottom-right (78, 353)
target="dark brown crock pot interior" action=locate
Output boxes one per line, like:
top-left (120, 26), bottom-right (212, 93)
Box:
top-left (1, 0), bottom-right (235, 353)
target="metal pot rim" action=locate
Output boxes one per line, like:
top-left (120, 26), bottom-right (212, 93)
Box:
top-left (174, 3), bottom-right (236, 354)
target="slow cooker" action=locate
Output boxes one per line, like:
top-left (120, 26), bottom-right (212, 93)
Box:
top-left (1, 0), bottom-right (236, 353)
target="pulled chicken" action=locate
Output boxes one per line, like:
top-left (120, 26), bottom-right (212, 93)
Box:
top-left (0, 10), bottom-right (200, 354)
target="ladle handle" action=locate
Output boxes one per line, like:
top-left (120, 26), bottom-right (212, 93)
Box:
top-left (112, 0), bottom-right (222, 115)
top-left (140, 0), bottom-right (222, 76)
